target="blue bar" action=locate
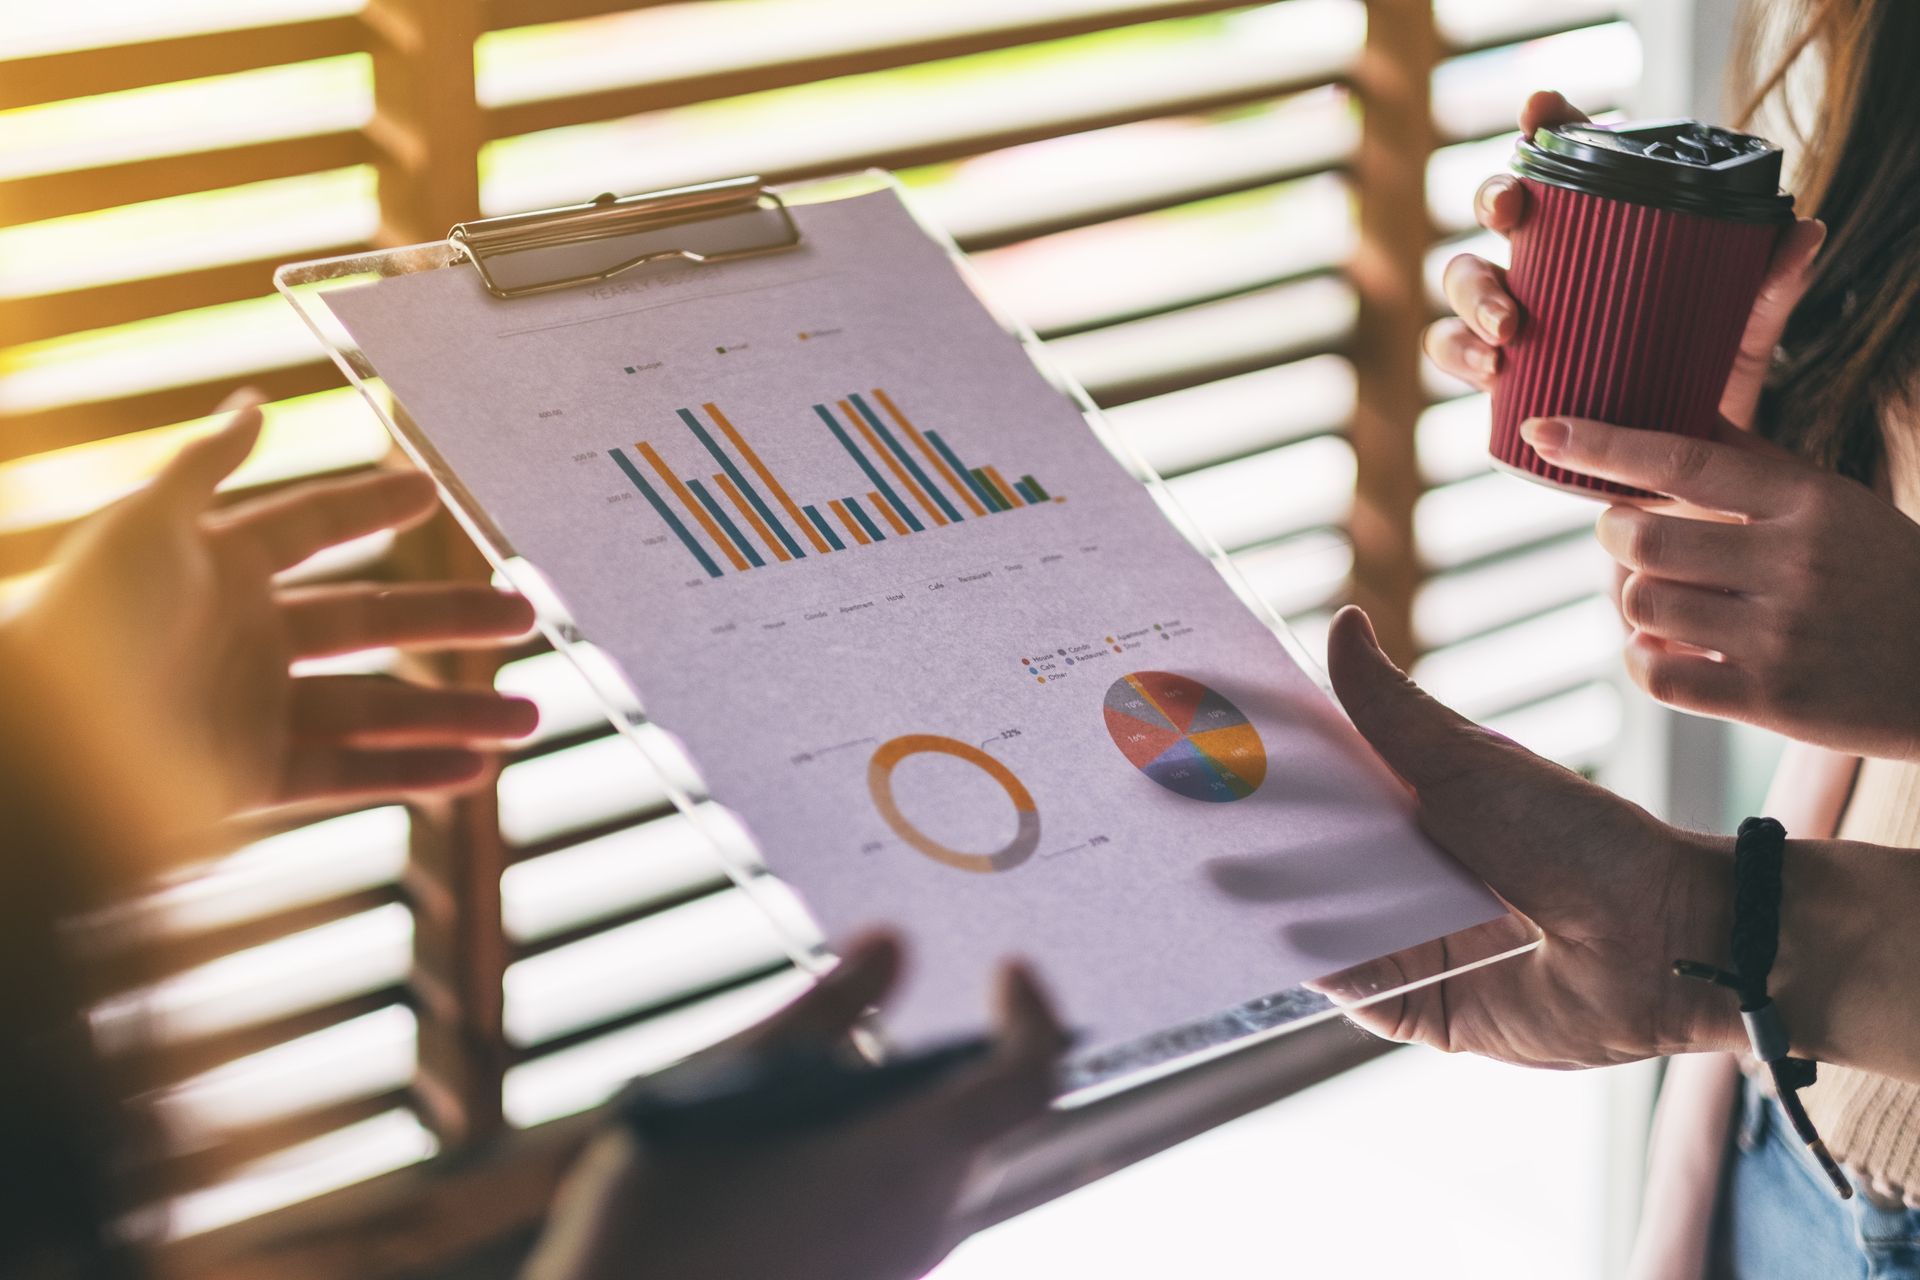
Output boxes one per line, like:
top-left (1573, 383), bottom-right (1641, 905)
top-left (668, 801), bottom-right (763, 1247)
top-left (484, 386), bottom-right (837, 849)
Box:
top-left (844, 497), bottom-right (887, 542)
top-left (610, 448), bottom-right (722, 578)
top-left (804, 504), bottom-right (845, 551)
top-left (924, 430), bottom-right (1001, 513)
top-left (813, 404), bottom-right (924, 532)
top-left (848, 393), bottom-right (963, 523)
top-left (687, 478), bottom-right (764, 568)
top-left (1014, 479), bottom-right (1040, 504)
top-left (676, 408), bottom-right (804, 559)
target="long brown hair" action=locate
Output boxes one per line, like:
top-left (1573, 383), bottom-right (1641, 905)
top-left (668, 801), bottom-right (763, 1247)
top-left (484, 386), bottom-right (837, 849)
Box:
top-left (1735, 0), bottom-right (1920, 482)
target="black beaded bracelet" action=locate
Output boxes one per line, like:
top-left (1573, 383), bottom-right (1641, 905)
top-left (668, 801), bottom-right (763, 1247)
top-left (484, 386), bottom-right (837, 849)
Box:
top-left (1673, 816), bottom-right (1852, 1199)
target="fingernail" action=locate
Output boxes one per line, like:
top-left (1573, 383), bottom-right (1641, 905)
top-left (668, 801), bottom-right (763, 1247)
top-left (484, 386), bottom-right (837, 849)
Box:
top-left (1520, 418), bottom-right (1569, 455)
top-left (1478, 301), bottom-right (1511, 341)
top-left (1469, 344), bottom-right (1497, 377)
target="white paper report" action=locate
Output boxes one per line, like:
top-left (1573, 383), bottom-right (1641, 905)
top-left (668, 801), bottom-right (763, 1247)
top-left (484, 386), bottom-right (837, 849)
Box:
top-left (323, 189), bottom-right (1505, 1052)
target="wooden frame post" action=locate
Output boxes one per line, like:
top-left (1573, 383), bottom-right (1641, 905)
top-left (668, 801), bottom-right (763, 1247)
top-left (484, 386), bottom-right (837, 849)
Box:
top-left (1349, 0), bottom-right (1439, 665)
top-left (363, 0), bottom-right (509, 1152)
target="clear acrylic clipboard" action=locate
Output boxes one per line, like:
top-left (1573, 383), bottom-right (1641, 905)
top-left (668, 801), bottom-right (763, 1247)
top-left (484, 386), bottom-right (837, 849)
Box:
top-left (276, 170), bottom-right (1540, 1103)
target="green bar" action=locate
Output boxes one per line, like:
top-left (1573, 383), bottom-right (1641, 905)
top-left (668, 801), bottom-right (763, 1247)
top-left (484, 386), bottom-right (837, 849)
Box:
top-left (1020, 473), bottom-right (1050, 501)
top-left (925, 430), bottom-right (1000, 513)
top-left (971, 467), bottom-right (1012, 512)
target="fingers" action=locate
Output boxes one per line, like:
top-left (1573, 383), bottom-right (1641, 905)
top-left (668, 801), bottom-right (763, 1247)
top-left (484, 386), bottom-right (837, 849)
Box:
top-left (1622, 632), bottom-right (1756, 718)
top-left (936, 962), bottom-right (1065, 1140)
top-left (208, 469), bottom-right (440, 572)
top-left (1721, 219), bottom-right (1828, 429)
top-left (1616, 572), bottom-right (1752, 654)
top-left (1518, 89), bottom-right (1589, 138)
top-left (1594, 505), bottom-right (1763, 591)
top-left (1442, 253), bottom-right (1517, 345)
top-left (758, 933), bottom-right (905, 1048)
top-left (279, 746), bottom-right (490, 804)
top-left (148, 391), bottom-right (265, 509)
top-left (1324, 606), bottom-right (1516, 795)
top-left (1473, 175), bottom-right (1528, 238)
top-left (290, 675), bottom-right (539, 745)
top-left (1520, 417), bottom-right (1793, 516)
top-left (1423, 318), bottom-right (1498, 390)
top-left (280, 582), bottom-right (536, 658)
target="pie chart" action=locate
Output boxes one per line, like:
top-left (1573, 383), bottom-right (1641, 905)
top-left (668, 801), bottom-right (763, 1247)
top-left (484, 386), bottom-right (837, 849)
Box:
top-left (1102, 671), bottom-right (1267, 802)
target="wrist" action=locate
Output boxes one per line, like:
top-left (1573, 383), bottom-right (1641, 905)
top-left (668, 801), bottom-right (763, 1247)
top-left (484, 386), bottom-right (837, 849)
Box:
top-left (1664, 831), bottom-right (1744, 1057)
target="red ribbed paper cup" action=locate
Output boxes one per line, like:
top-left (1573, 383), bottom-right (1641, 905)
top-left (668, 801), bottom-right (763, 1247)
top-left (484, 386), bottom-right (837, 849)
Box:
top-left (1488, 122), bottom-right (1792, 500)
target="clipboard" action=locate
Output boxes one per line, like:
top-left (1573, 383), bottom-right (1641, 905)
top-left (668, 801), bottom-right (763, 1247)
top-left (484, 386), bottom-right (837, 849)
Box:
top-left (276, 170), bottom-right (1538, 1103)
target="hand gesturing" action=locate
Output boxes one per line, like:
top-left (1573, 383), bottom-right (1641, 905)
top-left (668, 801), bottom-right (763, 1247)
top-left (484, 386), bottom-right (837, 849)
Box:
top-left (8, 392), bottom-right (539, 854)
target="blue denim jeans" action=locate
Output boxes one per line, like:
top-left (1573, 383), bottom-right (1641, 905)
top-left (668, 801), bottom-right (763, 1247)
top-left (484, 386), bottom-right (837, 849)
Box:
top-left (1719, 1077), bottom-right (1920, 1279)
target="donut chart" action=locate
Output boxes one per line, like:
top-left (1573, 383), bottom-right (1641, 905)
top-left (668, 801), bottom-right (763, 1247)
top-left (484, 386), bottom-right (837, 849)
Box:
top-left (1102, 671), bottom-right (1266, 802)
top-left (867, 734), bottom-right (1041, 874)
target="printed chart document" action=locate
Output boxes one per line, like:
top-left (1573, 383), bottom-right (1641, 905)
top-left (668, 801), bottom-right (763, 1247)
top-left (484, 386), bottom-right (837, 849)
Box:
top-left (324, 189), bottom-right (1506, 1055)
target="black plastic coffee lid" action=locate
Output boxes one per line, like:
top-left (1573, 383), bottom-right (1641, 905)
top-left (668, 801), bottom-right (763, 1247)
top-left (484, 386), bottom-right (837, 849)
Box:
top-left (1513, 119), bottom-right (1795, 223)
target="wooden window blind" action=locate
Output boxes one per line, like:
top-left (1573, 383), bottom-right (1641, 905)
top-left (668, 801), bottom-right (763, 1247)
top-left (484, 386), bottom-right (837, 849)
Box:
top-left (0, 1), bottom-right (1644, 1271)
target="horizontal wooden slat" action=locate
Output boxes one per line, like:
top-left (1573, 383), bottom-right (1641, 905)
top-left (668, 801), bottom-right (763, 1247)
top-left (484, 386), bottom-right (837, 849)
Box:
top-left (0, 16), bottom-right (368, 112)
top-left (0, 131), bottom-right (370, 228)
top-left (953, 150), bottom-right (1349, 253)
top-left (484, 0), bottom-right (683, 28)
top-left (92, 887), bottom-right (403, 994)
top-left (511, 884), bottom-right (731, 961)
top-left (0, 359), bottom-right (343, 462)
top-left (0, 243), bottom-right (368, 348)
top-left (144, 990), bottom-right (408, 1087)
top-left (1442, 1), bottom-right (1622, 56)
top-left (151, 1090), bottom-right (414, 1198)
top-left (508, 959), bottom-right (790, 1064)
top-left (785, 73), bottom-right (1344, 194)
top-left (487, 0), bottom-right (1267, 139)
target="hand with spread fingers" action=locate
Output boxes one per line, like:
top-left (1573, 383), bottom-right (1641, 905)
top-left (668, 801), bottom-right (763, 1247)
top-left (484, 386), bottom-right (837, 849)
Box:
top-left (4, 390), bottom-right (539, 849)
top-left (1314, 606), bottom-right (1920, 1086)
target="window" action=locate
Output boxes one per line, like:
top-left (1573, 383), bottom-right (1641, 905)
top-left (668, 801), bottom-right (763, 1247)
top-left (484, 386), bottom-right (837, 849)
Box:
top-left (0, 0), bottom-right (1647, 1269)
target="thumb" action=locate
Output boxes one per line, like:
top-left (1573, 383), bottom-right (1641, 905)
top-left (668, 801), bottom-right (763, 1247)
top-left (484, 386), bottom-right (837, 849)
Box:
top-left (1324, 606), bottom-right (1513, 795)
top-left (754, 931), bottom-right (903, 1050)
top-left (149, 390), bottom-right (264, 509)
top-left (1721, 219), bottom-right (1826, 429)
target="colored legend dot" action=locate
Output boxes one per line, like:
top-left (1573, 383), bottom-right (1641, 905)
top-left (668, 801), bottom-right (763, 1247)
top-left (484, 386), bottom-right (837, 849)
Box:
top-left (623, 366), bottom-right (636, 373)
top-left (1027, 667), bottom-right (1038, 675)
top-left (1113, 645), bottom-right (1122, 653)
top-left (1036, 676), bottom-right (1046, 684)
top-left (1105, 636), bottom-right (1115, 644)
top-left (1153, 624), bottom-right (1162, 631)
top-left (1065, 658), bottom-right (1074, 665)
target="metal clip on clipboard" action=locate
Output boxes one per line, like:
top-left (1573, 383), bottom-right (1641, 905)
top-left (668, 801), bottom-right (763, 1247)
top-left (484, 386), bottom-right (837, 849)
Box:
top-left (446, 175), bottom-right (803, 299)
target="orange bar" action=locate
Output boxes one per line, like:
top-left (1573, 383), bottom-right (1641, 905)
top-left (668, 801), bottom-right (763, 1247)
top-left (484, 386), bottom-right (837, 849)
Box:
top-left (829, 498), bottom-right (871, 545)
top-left (705, 401), bottom-right (831, 554)
top-left (715, 472), bottom-right (790, 562)
top-left (840, 398), bottom-right (947, 527)
top-left (637, 442), bottom-right (748, 572)
top-left (871, 387), bottom-right (986, 517)
top-left (869, 490), bottom-right (910, 537)
top-left (983, 465), bottom-right (1025, 507)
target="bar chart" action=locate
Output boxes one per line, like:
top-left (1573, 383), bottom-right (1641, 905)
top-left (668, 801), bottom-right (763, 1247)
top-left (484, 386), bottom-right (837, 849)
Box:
top-left (609, 387), bottom-right (1064, 578)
